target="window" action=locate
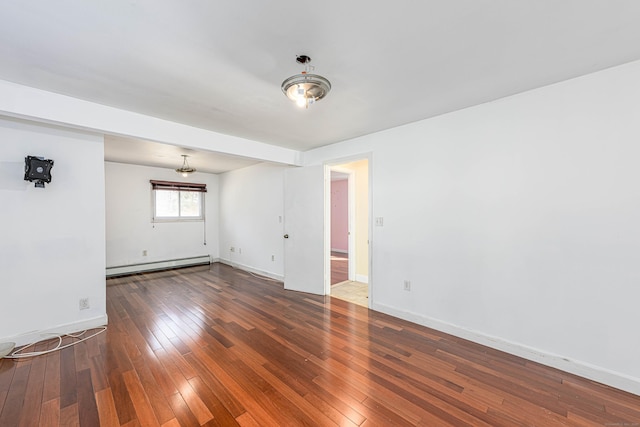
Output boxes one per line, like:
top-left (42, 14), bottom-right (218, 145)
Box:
top-left (150, 180), bottom-right (206, 221)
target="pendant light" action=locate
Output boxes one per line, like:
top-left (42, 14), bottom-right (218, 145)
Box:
top-left (281, 55), bottom-right (331, 109)
top-left (175, 155), bottom-right (196, 177)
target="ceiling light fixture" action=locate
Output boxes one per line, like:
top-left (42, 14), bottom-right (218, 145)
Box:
top-left (281, 55), bottom-right (331, 109)
top-left (175, 154), bottom-right (196, 177)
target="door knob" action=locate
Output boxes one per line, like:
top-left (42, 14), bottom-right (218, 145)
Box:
top-left (283, 234), bottom-right (289, 239)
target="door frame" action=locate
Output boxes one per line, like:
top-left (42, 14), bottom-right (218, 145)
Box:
top-left (330, 166), bottom-right (356, 281)
top-left (323, 153), bottom-right (373, 306)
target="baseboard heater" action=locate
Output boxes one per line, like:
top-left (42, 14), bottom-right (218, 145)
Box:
top-left (106, 255), bottom-right (211, 278)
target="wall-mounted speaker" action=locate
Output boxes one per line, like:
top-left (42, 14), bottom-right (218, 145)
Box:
top-left (24, 155), bottom-right (54, 188)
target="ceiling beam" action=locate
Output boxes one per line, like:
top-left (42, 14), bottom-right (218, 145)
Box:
top-left (0, 79), bottom-right (302, 166)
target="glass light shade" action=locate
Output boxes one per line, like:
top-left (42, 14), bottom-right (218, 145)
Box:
top-left (281, 73), bottom-right (331, 107)
top-left (175, 155), bottom-right (196, 176)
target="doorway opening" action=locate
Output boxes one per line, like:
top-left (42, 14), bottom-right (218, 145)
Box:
top-left (328, 158), bottom-right (370, 307)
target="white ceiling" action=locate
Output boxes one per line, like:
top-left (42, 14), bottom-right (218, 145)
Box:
top-left (104, 136), bottom-right (261, 174)
top-left (2, 1), bottom-right (640, 173)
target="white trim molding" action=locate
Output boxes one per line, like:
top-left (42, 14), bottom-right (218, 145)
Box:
top-left (217, 259), bottom-right (284, 282)
top-left (355, 274), bottom-right (369, 284)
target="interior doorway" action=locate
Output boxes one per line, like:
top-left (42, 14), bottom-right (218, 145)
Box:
top-left (328, 158), bottom-right (370, 307)
top-left (330, 170), bottom-right (350, 285)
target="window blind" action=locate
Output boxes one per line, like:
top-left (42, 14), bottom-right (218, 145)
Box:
top-left (150, 180), bottom-right (207, 192)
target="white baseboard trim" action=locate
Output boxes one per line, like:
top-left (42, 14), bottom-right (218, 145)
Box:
top-left (355, 274), bottom-right (369, 284)
top-left (2, 314), bottom-right (109, 347)
top-left (217, 259), bottom-right (284, 282)
top-left (372, 302), bottom-right (640, 396)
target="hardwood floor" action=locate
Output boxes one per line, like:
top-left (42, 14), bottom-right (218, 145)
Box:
top-left (331, 251), bottom-right (349, 285)
top-left (1, 263), bottom-right (640, 426)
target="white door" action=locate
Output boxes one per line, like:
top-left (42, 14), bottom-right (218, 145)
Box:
top-left (284, 165), bottom-right (326, 295)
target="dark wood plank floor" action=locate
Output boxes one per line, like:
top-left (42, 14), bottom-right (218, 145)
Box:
top-left (1, 263), bottom-right (639, 426)
top-left (331, 251), bottom-right (348, 285)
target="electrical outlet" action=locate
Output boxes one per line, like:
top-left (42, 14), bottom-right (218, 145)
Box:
top-left (142, 250), bottom-right (148, 256)
top-left (403, 280), bottom-right (411, 291)
top-left (375, 217), bottom-right (384, 227)
top-left (271, 255), bottom-right (275, 261)
top-left (238, 248), bottom-right (242, 254)
top-left (230, 247), bottom-right (235, 252)
top-left (79, 298), bottom-right (90, 310)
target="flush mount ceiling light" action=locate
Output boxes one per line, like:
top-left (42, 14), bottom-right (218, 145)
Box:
top-left (281, 55), bottom-right (331, 109)
top-left (175, 154), bottom-right (196, 177)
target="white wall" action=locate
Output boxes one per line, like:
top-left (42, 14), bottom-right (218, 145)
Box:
top-left (105, 162), bottom-right (219, 267)
top-left (304, 60), bottom-right (640, 394)
top-left (219, 162), bottom-right (288, 279)
top-left (0, 117), bottom-right (106, 345)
